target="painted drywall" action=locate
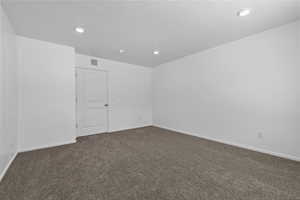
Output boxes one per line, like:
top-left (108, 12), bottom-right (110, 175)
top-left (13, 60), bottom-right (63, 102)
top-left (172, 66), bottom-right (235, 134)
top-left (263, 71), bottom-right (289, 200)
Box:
top-left (76, 54), bottom-right (152, 132)
top-left (0, 4), bottom-right (18, 180)
top-left (153, 21), bottom-right (300, 160)
top-left (17, 36), bottom-right (76, 152)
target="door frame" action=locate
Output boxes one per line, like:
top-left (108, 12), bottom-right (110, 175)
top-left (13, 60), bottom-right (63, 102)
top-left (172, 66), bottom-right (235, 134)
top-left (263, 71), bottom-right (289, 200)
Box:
top-left (75, 66), bottom-right (110, 137)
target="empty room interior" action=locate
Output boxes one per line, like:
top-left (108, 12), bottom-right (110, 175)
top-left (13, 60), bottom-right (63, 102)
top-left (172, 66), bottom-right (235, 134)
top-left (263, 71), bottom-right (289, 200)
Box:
top-left (0, 0), bottom-right (300, 199)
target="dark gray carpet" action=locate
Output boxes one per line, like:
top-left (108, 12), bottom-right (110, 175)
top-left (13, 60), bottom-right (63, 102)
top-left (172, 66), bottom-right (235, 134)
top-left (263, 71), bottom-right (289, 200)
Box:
top-left (0, 126), bottom-right (300, 200)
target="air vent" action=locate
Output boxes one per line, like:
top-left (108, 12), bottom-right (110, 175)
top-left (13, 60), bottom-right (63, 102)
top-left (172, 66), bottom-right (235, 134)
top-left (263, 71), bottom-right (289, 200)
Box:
top-left (91, 59), bottom-right (98, 66)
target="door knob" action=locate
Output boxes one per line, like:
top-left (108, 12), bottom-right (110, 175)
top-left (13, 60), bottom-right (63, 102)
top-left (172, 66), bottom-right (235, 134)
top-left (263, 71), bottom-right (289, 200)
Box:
top-left (104, 104), bottom-right (108, 107)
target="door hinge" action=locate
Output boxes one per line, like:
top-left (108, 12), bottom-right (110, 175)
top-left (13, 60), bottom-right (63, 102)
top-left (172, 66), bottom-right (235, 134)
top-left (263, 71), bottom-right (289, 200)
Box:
top-left (76, 123), bottom-right (78, 128)
top-left (75, 97), bottom-right (78, 103)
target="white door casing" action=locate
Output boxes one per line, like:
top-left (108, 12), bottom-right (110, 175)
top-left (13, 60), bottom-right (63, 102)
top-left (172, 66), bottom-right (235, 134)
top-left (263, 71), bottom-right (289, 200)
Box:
top-left (76, 68), bottom-right (109, 137)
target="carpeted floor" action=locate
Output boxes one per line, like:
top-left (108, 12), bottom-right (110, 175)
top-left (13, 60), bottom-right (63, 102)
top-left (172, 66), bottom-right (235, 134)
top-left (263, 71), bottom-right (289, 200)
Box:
top-left (0, 126), bottom-right (300, 200)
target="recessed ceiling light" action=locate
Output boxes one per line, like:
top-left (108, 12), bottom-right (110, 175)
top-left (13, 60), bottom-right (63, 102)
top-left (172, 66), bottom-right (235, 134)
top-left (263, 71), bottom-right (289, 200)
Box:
top-left (119, 49), bottom-right (125, 53)
top-left (237, 9), bottom-right (251, 17)
top-left (75, 26), bottom-right (85, 34)
top-left (153, 50), bottom-right (160, 55)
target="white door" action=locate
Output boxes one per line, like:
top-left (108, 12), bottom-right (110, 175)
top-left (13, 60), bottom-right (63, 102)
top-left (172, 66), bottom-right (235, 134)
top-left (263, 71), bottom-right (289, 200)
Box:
top-left (76, 68), bottom-right (108, 137)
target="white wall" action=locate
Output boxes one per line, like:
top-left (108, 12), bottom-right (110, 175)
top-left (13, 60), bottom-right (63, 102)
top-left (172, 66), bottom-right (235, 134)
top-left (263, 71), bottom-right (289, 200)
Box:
top-left (76, 54), bottom-right (152, 132)
top-left (0, 4), bottom-right (18, 180)
top-left (17, 36), bottom-right (76, 152)
top-left (153, 21), bottom-right (300, 160)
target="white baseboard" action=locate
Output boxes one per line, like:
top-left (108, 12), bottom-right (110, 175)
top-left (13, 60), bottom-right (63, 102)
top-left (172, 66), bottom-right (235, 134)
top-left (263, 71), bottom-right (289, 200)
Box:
top-left (154, 124), bottom-right (300, 162)
top-left (0, 152), bottom-right (18, 182)
top-left (19, 139), bottom-right (77, 153)
top-left (109, 124), bottom-right (152, 133)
